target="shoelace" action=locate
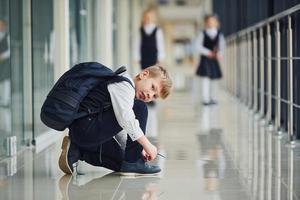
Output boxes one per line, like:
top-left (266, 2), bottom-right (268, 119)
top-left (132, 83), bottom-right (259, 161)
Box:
top-left (157, 153), bottom-right (166, 158)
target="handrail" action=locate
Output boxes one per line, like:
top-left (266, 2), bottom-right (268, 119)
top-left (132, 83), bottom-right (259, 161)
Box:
top-left (226, 4), bottom-right (300, 39)
top-left (223, 3), bottom-right (300, 143)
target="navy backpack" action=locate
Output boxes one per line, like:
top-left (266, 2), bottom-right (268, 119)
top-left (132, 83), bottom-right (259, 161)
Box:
top-left (40, 62), bottom-right (131, 131)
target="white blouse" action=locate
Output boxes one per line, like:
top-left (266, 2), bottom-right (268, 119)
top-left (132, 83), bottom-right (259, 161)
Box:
top-left (195, 29), bottom-right (225, 57)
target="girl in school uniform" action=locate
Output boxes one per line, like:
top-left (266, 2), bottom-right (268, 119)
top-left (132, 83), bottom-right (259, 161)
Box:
top-left (134, 8), bottom-right (165, 70)
top-left (133, 8), bottom-right (165, 126)
top-left (195, 14), bottom-right (225, 106)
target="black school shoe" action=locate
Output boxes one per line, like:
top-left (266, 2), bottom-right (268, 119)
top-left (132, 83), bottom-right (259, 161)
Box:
top-left (202, 101), bottom-right (211, 106)
top-left (119, 159), bottom-right (161, 176)
top-left (59, 136), bottom-right (80, 175)
top-left (209, 100), bottom-right (218, 105)
top-left (202, 100), bottom-right (218, 106)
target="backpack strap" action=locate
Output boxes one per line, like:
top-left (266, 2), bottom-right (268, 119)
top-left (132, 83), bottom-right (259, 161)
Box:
top-left (75, 71), bottom-right (134, 121)
top-left (115, 66), bottom-right (127, 75)
top-left (109, 75), bottom-right (134, 88)
top-left (110, 66), bottom-right (135, 89)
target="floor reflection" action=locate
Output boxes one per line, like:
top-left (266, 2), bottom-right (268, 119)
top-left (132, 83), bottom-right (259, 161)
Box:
top-left (1, 88), bottom-right (300, 200)
top-left (59, 172), bottom-right (161, 200)
top-left (198, 130), bottom-right (226, 200)
top-left (196, 104), bottom-right (249, 200)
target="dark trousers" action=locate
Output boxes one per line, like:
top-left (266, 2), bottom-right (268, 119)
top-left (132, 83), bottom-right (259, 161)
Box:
top-left (69, 99), bottom-right (148, 171)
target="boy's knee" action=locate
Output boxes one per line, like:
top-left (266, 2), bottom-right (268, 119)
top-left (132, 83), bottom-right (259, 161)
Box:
top-left (133, 99), bottom-right (148, 117)
top-left (133, 100), bottom-right (148, 133)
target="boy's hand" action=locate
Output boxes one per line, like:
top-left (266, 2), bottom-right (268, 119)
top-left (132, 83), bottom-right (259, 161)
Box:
top-left (142, 149), bottom-right (151, 161)
top-left (143, 143), bottom-right (157, 161)
top-left (137, 135), bottom-right (158, 161)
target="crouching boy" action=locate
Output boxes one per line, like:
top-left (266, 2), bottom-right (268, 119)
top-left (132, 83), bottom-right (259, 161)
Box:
top-left (59, 65), bottom-right (172, 175)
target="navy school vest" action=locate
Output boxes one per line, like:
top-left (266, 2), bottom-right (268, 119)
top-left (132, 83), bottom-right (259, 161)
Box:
top-left (203, 30), bottom-right (220, 51)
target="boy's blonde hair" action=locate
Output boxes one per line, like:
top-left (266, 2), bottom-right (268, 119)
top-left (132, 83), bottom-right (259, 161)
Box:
top-left (140, 65), bottom-right (172, 99)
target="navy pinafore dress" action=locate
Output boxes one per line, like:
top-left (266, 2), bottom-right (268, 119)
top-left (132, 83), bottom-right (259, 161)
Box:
top-left (196, 30), bottom-right (222, 79)
top-left (140, 27), bottom-right (158, 69)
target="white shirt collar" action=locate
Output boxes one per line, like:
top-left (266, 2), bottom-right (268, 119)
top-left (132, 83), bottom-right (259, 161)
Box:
top-left (143, 23), bottom-right (156, 35)
top-left (205, 28), bottom-right (218, 39)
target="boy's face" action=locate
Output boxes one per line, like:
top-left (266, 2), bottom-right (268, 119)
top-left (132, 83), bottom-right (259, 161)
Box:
top-left (135, 70), bottom-right (162, 102)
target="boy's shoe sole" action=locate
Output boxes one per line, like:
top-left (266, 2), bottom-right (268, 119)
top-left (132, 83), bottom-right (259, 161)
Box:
top-left (59, 136), bottom-right (72, 174)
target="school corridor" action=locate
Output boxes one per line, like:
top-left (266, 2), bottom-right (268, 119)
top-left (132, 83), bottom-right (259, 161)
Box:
top-left (1, 0), bottom-right (300, 199)
top-left (1, 73), bottom-right (300, 199)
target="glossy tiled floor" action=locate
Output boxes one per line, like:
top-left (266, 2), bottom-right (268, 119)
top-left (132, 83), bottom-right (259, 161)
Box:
top-left (1, 86), bottom-right (300, 200)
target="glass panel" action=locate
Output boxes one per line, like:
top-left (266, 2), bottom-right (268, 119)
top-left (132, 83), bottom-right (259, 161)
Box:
top-left (112, 0), bottom-right (120, 67)
top-left (0, 0), bottom-right (11, 158)
top-left (69, 0), bottom-right (89, 65)
top-left (10, 0), bottom-right (24, 150)
top-left (0, 0), bottom-right (24, 159)
top-left (32, 0), bottom-right (54, 138)
top-left (69, 0), bottom-right (79, 66)
top-left (78, 0), bottom-right (88, 61)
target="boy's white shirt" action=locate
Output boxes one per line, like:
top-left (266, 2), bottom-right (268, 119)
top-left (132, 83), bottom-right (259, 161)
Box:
top-left (107, 72), bottom-right (144, 146)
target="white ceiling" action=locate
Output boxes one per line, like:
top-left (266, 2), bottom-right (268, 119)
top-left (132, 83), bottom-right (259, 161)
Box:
top-left (154, 0), bottom-right (212, 22)
top-left (156, 0), bottom-right (204, 6)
